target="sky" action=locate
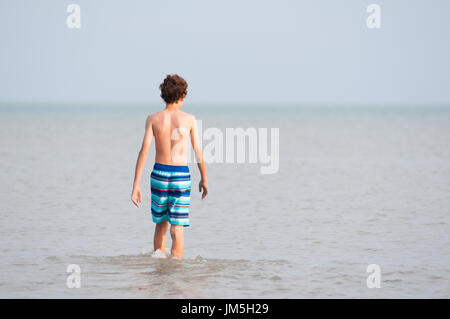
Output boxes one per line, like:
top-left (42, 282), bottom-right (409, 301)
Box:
top-left (0, 0), bottom-right (449, 105)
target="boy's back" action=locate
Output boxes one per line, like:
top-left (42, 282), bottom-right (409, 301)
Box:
top-left (150, 109), bottom-right (194, 166)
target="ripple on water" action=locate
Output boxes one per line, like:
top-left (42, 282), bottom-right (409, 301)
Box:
top-left (37, 253), bottom-right (293, 298)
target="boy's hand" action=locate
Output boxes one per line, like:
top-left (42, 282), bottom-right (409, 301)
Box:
top-left (131, 186), bottom-right (142, 207)
top-left (198, 179), bottom-right (209, 200)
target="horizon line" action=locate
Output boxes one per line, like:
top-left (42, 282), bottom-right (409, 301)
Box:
top-left (1, 100), bottom-right (450, 108)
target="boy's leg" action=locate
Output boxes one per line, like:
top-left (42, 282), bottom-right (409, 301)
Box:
top-left (170, 225), bottom-right (184, 258)
top-left (153, 219), bottom-right (169, 253)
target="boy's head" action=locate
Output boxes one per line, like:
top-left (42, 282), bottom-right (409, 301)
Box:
top-left (159, 74), bottom-right (188, 105)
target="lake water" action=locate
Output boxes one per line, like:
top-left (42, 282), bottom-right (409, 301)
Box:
top-left (0, 103), bottom-right (449, 298)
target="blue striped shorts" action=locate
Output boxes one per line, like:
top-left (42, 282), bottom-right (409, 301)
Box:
top-left (150, 163), bottom-right (191, 227)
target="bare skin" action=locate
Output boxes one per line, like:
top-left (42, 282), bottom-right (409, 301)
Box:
top-left (131, 97), bottom-right (208, 259)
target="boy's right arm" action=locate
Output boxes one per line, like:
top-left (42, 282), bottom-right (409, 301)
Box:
top-left (190, 115), bottom-right (208, 199)
top-left (131, 115), bottom-right (154, 207)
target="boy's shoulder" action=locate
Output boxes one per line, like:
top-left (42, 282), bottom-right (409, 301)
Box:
top-left (145, 112), bottom-right (156, 126)
top-left (179, 110), bottom-right (196, 121)
top-left (181, 112), bottom-right (197, 128)
top-left (147, 109), bottom-right (164, 118)
top-left (145, 110), bottom-right (164, 123)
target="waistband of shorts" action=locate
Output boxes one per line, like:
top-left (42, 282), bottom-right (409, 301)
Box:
top-left (153, 163), bottom-right (190, 173)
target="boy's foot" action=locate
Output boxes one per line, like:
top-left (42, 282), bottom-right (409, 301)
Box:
top-left (151, 248), bottom-right (169, 258)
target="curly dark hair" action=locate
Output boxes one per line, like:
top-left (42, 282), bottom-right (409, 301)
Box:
top-left (159, 74), bottom-right (188, 104)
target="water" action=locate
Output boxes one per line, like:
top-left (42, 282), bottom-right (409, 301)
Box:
top-left (0, 103), bottom-right (449, 298)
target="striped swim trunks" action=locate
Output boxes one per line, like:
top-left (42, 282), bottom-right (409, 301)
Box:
top-left (150, 163), bottom-right (191, 227)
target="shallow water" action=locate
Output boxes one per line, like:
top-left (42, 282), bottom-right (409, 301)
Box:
top-left (0, 104), bottom-right (449, 298)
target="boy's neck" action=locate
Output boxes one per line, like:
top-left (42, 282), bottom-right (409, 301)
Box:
top-left (165, 101), bottom-right (183, 111)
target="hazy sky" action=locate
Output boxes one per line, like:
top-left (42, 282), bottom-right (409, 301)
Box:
top-left (1, 0), bottom-right (449, 104)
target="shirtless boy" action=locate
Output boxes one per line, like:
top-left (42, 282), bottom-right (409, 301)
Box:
top-left (131, 74), bottom-right (208, 259)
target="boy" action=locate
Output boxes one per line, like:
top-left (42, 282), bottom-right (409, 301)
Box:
top-left (131, 74), bottom-right (208, 259)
